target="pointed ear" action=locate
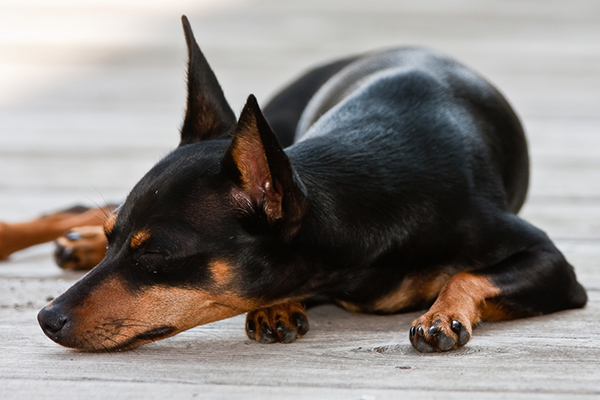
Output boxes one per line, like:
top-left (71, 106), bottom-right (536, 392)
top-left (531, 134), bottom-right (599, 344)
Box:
top-left (179, 15), bottom-right (236, 146)
top-left (223, 95), bottom-right (306, 232)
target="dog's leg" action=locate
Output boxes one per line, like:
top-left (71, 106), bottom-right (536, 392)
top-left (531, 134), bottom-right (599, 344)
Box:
top-left (410, 272), bottom-right (502, 352)
top-left (410, 236), bottom-right (587, 353)
top-left (0, 205), bottom-right (115, 260)
top-left (245, 301), bottom-right (309, 343)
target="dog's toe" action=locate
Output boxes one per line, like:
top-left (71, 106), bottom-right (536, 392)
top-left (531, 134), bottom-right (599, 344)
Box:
top-left (54, 226), bottom-right (107, 270)
top-left (451, 319), bottom-right (471, 346)
top-left (54, 243), bottom-right (78, 266)
top-left (245, 301), bottom-right (309, 344)
top-left (410, 326), bottom-right (437, 353)
top-left (410, 313), bottom-right (472, 353)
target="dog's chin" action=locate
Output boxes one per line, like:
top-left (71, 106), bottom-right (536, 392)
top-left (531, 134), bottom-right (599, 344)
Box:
top-left (72, 325), bottom-right (177, 353)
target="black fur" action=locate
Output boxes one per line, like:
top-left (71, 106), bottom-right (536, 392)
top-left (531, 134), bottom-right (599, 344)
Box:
top-left (38, 16), bottom-right (586, 352)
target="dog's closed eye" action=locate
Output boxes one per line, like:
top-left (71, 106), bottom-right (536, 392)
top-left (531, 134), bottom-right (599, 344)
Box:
top-left (135, 252), bottom-right (165, 273)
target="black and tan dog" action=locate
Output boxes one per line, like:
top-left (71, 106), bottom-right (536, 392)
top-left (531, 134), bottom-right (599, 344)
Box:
top-left (19, 16), bottom-right (589, 352)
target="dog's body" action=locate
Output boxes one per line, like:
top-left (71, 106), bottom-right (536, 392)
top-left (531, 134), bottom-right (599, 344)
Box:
top-left (23, 17), bottom-right (589, 352)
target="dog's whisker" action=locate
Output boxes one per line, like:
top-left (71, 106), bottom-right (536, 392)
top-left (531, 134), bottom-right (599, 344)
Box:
top-left (86, 186), bottom-right (114, 216)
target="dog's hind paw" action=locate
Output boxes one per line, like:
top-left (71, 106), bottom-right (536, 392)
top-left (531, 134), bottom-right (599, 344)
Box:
top-left (245, 301), bottom-right (309, 344)
top-left (54, 226), bottom-right (107, 270)
top-left (409, 313), bottom-right (471, 353)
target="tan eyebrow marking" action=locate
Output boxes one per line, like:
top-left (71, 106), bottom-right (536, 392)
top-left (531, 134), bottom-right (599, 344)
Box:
top-left (103, 213), bottom-right (118, 235)
top-left (130, 230), bottom-right (151, 248)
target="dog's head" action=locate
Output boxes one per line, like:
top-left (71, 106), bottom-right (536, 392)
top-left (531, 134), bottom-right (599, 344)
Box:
top-left (38, 16), bottom-right (307, 351)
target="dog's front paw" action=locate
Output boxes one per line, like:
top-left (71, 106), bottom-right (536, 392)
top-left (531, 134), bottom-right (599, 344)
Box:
top-left (54, 226), bottom-right (107, 270)
top-left (245, 301), bottom-right (309, 344)
top-left (409, 313), bottom-right (471, 353)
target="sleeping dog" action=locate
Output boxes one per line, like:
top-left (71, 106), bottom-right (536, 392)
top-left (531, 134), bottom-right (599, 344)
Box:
top-left (31, 16), bottom-right (588, 352)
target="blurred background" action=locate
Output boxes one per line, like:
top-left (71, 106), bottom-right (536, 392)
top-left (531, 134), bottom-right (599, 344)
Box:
top-left (0, 0), bottom-right (599, 266)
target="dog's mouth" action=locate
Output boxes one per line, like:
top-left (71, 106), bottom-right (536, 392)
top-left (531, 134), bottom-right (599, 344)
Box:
top-left (38, 269), bottom-right (254, 352)
top-left (104, 326), bottom-right (177, 352)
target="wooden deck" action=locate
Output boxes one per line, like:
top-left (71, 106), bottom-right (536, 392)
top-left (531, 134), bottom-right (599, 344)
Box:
top-left (1, 0), bottom-right (599, 398)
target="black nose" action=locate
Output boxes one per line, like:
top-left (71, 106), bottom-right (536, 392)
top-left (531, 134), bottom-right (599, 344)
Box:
top-left (38, 306), bottom-right (68, 339)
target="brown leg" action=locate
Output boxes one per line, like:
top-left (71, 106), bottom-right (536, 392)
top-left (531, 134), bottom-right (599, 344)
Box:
top-left (0, 205), bottom-right (116, 260)
top-left (409, 238), bottom-right (587, 353)
top-left (409, 272), bottom-right (505, 353)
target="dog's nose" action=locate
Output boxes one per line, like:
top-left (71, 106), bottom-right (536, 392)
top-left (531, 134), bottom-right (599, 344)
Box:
top-left (38, 306), bottom-right (68, 338)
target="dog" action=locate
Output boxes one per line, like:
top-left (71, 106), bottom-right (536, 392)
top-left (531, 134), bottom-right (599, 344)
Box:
top-left (23, 15), bottom-right (590, 352)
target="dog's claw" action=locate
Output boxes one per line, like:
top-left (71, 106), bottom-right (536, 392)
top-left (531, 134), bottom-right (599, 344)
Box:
top-left (451, 320), bottom-right (470, 346)
top-left (428, 325), bottom-right (440, 335)
top-left (245, 302), bottom-right (309, 344)
top-left (409, 323), bottom-right (436, 352)
top-left (65, 231), bottom-right (82, 241)
top-left (292, 312), bottom-right (309, 335)
top-left (259, 322), bottom-right (277, 343)
top-left (451, 320), bottom-right (461, 332)
top-left (245, 320), bottom-right (256, 340)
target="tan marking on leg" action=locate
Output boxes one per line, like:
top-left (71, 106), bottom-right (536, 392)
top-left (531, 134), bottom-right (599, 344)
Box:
top-left (130, 230), bottom-right (151, 249)
top-left (335, 300), bottom-right (363, 313)
top-left (480, 301), bottom-right (512, 322)
top-left (424, 272), bottom-right (502, 326)
top-left (371, 272), bottom-right (451, 313)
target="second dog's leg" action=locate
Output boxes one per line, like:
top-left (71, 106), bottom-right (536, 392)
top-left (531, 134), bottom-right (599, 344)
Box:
top-left (0, 205), bottom-right (116, 260)
top-left (54, 225), bottom-right (108, 270)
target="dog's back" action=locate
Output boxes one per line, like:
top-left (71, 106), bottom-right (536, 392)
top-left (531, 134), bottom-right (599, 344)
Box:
top-left (266, 47), bottom-right (529, 214)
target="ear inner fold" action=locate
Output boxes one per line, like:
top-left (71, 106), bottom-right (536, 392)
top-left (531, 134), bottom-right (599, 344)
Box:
top-left (229, 96), bottom-right (284, 221)
top-left (223, 95), bottom-right (308, 237)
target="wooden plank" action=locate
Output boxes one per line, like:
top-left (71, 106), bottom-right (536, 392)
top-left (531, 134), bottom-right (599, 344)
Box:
top-left (1, 296), bottom-right (599, 399)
